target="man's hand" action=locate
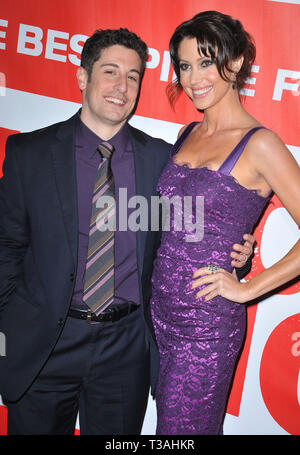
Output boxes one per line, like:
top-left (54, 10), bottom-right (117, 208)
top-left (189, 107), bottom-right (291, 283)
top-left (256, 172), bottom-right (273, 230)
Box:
top-left (230, 234), bottom-right (255, 268)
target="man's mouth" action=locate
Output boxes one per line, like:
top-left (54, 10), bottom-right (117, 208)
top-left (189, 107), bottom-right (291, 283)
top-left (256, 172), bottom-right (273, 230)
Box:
top-left (105, 96), bottom-right (126, 105)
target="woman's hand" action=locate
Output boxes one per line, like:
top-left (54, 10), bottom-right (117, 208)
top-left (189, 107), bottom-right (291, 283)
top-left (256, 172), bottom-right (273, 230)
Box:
top-left (191, 266), bottom-right (252, 303)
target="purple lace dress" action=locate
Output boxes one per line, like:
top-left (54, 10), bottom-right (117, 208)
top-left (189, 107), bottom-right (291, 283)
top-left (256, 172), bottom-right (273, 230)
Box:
top-left (151, 123), bottom-right (270, 435)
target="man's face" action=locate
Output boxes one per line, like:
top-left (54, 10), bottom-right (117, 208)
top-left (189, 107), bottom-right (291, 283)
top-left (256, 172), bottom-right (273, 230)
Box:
top-left (77, 44), bottom-right (142, 137)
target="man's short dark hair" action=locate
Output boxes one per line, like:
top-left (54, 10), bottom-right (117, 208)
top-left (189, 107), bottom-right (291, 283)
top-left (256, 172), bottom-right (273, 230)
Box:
top-left (81, 28), bottom-right (148, 80)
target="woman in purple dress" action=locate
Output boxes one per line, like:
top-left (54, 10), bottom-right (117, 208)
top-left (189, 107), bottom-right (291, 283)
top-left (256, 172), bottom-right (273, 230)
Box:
top-left (150, 11), bottom-right (300, 435)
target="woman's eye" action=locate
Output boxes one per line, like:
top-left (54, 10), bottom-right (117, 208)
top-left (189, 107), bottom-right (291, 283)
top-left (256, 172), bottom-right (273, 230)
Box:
top-left (179, 63), bottom-right (190, 71)
top-left (201, 59), bottom-right (214, 67)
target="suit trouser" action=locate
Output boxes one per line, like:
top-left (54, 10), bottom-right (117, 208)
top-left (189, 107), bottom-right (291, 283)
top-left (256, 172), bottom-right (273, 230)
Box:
top-left (4, 306), bottom-right (150, 435)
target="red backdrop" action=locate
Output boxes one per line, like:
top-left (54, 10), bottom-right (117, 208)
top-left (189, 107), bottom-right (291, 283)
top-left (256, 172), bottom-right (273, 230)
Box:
top-left (0, 0), bottom-right (299, 435)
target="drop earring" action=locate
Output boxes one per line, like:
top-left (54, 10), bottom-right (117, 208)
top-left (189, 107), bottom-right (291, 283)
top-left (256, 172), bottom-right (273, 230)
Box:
top-left (232, 72), bottom-right (237, 90)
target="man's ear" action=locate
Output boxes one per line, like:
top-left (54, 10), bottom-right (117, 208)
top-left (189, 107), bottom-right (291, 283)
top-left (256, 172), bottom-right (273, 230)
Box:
top-left (76, 66), bottom-right (88, 91)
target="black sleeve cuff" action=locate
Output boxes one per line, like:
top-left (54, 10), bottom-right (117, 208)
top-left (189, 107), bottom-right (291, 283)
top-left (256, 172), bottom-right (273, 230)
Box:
top-left (235, 256), bottom-right (253, 281)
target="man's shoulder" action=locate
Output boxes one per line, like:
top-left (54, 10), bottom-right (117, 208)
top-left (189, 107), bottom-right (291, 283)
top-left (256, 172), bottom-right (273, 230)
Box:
top-left (6, 114), bottom-right (76, 150)
top-left (128, 124), bottom-right (172, 152)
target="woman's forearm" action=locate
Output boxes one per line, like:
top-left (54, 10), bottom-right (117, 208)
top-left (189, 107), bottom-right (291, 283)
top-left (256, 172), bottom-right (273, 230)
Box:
top-left (245, 239), bottom-right (300, 301)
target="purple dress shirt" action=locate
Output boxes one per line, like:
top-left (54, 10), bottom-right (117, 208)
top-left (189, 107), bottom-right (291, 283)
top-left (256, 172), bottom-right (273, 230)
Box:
top-left (71, 113), bottom-right (140, 310)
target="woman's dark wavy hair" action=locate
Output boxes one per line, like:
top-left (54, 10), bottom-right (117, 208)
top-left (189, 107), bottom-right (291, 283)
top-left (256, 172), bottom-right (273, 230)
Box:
top-left (168, 10), bottom-right (256, 107)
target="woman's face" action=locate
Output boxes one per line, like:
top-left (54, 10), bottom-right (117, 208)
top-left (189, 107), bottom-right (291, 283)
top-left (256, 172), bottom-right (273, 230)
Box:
top-left (177, 37), bottom-right (233, 111)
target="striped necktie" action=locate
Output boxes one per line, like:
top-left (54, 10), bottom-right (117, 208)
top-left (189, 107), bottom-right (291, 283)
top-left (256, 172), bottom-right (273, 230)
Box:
top-left (83, 142), bottom-right (115, 315)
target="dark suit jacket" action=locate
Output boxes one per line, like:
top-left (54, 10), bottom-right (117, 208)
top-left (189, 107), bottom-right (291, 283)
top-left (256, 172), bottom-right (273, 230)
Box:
top-left (0, 113), bottom-right (171, 401)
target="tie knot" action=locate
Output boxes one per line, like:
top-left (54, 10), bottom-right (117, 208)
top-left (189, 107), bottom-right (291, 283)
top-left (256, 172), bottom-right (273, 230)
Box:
top-left (98, 142), bottom-right (114, 160)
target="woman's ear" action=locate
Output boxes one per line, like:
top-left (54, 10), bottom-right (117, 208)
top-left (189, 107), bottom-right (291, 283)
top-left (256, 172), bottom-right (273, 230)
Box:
top-left (230, 56), bottom-right (244, 89)
top-left (232, 55), bottom-right (244, 74)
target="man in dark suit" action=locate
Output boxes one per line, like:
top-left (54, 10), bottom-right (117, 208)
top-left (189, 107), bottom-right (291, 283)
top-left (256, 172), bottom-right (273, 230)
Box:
top-left (0, 28), bottom-right (253, 435)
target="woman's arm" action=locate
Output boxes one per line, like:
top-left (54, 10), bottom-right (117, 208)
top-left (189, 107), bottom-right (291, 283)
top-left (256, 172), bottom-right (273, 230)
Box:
top-left (192, 130), bottom-right (300, 303)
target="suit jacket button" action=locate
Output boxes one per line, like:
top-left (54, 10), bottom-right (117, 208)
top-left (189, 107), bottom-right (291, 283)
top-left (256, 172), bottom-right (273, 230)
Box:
top-left (58, 318), bottom-right (63, 326)
top-left (70, 273), bottom-right (74, 282)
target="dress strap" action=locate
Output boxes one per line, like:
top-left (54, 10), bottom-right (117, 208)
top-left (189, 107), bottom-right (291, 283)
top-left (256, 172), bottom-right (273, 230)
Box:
top-left (171, 122), bottom-right (199, 156)
top-left (218, 126), bottom-right (265, 175)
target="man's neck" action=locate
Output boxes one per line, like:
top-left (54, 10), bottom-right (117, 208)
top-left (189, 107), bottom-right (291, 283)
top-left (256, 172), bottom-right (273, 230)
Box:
top-left (79, 111), bottom-right (127, 141)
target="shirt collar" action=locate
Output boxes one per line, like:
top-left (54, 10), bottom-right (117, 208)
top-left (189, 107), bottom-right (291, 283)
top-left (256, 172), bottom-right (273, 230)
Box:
top-left (75, 110), bottom-right (130, 159)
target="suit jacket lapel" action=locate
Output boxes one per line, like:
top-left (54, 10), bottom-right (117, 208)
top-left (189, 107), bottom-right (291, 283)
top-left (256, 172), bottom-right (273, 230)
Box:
top-left (51, 114), bottom-right (78, 266)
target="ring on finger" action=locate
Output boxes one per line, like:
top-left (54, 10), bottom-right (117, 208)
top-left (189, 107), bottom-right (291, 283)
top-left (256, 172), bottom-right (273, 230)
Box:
top-left (207, 264), bottom-right (220, 273)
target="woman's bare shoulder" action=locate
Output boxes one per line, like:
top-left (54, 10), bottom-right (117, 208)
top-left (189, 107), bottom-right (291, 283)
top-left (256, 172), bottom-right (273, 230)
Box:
top-left (177, 122), bottom-right (201, 139)
top-left (247, 126), bottom-right (287, 155)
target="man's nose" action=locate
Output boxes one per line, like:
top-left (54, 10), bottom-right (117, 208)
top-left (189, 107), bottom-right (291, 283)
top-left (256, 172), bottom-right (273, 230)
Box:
top-left (116, 74), bottom-right (128, 92)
